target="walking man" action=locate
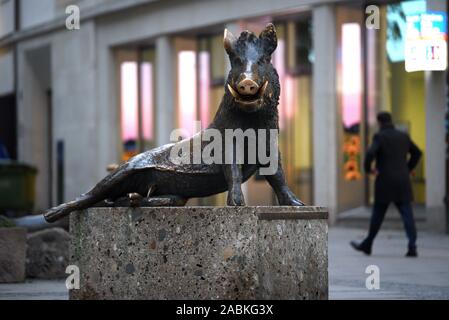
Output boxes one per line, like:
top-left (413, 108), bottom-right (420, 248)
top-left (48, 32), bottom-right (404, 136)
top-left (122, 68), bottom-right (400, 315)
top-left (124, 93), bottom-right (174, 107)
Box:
top-left (351, 112), bottom-right (422, 257)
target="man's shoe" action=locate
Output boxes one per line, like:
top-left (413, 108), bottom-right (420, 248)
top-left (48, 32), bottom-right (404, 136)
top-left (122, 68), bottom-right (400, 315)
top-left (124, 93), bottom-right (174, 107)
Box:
top-left (350, 240), bottom-right (372, 255)
top-left (406, 248), bottom-right (418, 257)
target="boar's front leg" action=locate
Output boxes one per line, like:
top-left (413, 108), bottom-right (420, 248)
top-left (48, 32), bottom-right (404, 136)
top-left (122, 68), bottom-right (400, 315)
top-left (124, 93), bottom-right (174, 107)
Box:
top-left (264, 154), bottom-right (305, 206)
top-left (223, 163), bottom-right (245, 206)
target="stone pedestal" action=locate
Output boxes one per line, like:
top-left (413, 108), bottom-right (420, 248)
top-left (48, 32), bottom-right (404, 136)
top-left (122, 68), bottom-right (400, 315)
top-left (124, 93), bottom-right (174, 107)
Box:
top-left (70, 206), bottom-right (328, 300)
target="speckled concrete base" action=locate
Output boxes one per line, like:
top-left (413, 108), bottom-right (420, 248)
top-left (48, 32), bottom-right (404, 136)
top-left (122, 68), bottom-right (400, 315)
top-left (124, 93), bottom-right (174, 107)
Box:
top-left (69, 206), bottom-right (328, 300)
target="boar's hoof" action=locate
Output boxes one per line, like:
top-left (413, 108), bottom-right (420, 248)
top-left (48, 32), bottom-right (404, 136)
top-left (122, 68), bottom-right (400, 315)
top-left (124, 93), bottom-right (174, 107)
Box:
top-left (227, 190), bottom-right (245, 206)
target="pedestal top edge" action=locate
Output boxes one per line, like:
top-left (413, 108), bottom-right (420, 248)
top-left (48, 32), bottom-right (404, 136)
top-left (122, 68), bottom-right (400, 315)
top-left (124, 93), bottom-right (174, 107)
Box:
top-left (75, 206), bottom-right (328, 220)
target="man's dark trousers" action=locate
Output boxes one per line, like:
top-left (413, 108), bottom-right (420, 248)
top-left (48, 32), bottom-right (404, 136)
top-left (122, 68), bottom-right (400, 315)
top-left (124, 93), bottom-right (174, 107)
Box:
top-left (364, 201), bottom-right (417, 250)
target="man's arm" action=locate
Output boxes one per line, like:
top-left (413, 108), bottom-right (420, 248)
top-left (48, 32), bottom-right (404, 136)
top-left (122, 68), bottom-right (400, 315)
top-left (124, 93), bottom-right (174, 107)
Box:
top-left (364, 134), bottom-right (381, 174)
top-left (408, 139), bottom-right (422, 172)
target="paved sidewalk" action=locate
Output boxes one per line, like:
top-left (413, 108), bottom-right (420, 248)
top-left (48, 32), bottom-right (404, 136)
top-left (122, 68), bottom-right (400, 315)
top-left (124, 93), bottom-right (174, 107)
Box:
top-left (329, 227), bottom-right (449, 299)
top-left (1, 227), bottom-right (448, 300)
top-left (0, 280), bottom-right (68, 300)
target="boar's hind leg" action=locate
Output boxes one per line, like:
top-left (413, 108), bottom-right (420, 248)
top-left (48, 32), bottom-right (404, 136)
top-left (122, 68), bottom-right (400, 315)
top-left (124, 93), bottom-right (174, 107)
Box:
top-left (43, 166), bottom-right (138, 222)
top-left (43, 193), bottom-right (106, 223)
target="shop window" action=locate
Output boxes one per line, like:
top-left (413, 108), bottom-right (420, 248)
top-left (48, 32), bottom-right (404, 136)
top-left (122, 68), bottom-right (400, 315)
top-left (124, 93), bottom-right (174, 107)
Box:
top-left (141, 61), bottom-right (154, 142)
top-left (117, 48), bottom-right (156, 162)
top-left (285, 17), bottom-right (313, 75)
top-left (177, 50), bottom-right (197, 137)
top-left (171, 34), bottom-right (226, 205)
top-left (336, 6), bottom-right (365, 212)
top-left (120, 61), bottom-right (139, 159)
top-left (272, 19), bottom-right (314, 205)
top-left (208, 34), bottom-right (226, 85)
top-left (198, 51), bottom-right (211, 128)
top-left (202, 34), bottom-right (226, 125)
top-left (341, 23), bottom-right (363, 181)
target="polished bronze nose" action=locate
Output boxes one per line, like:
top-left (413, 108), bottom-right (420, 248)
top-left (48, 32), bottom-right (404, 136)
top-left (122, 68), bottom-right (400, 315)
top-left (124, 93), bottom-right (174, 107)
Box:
top-left (236, 78), bottom-right (259, 96)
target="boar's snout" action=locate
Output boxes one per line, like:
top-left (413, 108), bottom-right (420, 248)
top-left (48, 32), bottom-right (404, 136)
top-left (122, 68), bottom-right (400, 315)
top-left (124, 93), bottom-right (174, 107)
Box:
top-left (237, 78), bottom-right (259, 96)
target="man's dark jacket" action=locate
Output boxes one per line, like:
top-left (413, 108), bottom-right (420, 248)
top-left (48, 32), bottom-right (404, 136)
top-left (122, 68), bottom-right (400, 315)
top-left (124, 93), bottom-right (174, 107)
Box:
top-left (364, 125), bottom-right (422, 204)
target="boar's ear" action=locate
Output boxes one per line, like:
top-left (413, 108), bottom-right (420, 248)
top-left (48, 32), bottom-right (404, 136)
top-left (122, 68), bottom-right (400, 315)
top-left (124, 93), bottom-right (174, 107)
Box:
top-left (259, 23), bottom-right (277, 55)
top-left (223, 28), bottom-right (236, 55)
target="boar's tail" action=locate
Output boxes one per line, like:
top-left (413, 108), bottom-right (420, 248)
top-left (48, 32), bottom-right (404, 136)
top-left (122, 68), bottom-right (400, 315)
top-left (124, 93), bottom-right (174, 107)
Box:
top-left (43, 164), bottom-right (135, 223)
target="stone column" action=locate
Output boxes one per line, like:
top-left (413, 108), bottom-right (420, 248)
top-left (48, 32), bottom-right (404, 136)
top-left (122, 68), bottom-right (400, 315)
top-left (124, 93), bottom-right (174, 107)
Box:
top-left (312, 5), bottom-right (338, 224)
top-left (17, 41), bottom-right (52, 211)
top-left (155, 36), bottom-right (175, 146)
top-left (52, 21), bottom-right (98, 205)
top-left (425, 0), bottom-right (447, 232)
top-left (425, 71), bottom-right (446, 232)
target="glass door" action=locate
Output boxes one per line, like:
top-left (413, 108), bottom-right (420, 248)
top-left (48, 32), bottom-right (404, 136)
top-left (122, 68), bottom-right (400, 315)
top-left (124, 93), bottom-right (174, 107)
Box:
top-left (116, 47), bottom-right (156, 162)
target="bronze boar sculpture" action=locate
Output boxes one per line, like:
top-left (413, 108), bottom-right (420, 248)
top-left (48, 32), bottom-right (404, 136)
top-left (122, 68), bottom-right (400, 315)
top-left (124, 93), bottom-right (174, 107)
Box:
top-left (43, 23), bottom-right (304, 223)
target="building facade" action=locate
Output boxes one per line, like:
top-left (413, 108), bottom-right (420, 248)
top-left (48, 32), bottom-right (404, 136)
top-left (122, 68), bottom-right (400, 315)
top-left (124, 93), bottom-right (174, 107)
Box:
top-left (0, 0), bottom-right (446, 230)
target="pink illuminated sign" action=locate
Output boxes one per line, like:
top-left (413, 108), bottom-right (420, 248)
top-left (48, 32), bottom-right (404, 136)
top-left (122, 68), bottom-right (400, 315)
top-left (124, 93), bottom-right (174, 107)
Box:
top-left (341, 23), bottom-right (362, 129)
top-left (140, 62), bottom-right (154, 140)
top-left (199, 52), bottom-right (210, 128)
top-left (178, 51), bottom-right (197, 137)
top-left (120, 62), bottom-right (138, 141)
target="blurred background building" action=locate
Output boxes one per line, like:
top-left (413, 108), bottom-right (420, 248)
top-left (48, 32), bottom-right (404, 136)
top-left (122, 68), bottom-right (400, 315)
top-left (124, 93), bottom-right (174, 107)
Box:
top-left (0, 0), bottom-right (446, 231)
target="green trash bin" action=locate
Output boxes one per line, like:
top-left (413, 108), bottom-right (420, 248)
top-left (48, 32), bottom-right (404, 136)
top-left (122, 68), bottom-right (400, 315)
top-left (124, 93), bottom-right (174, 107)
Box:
top-left (0, 160), bottom-right (37, 212)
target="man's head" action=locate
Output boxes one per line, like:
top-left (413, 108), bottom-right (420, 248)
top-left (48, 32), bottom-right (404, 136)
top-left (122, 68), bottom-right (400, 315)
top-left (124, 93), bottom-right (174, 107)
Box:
top-left (223, 23), bottom-right (278, 113)
top-left (377, 112), bottom-right (393, 127)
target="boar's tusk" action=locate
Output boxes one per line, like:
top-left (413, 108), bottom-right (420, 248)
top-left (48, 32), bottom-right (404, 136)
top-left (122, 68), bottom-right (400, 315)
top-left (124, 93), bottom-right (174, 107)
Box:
top-left (227, 84), bottom-right (239, 98)
top-left (259, 81), bottom-right (268, 96)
